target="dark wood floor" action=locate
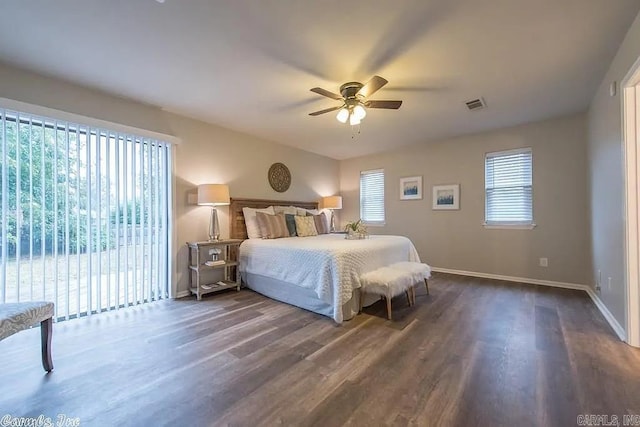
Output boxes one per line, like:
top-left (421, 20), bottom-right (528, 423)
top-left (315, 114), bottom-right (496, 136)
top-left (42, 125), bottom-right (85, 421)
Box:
top-left (1, 273), bottom-right (639, 427)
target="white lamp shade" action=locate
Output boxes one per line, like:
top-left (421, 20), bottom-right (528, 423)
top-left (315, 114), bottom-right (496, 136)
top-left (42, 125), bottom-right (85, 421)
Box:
top-left (323, 195), bottom-right (343, 210)
top-left (353, 104), bottom-right (367, 120)
top-left (349, 113), bottom-right (361, 126)
top-left (197, 184), bottom-right (230, 206)
top-left (336, 108), bottom-right (349, 123)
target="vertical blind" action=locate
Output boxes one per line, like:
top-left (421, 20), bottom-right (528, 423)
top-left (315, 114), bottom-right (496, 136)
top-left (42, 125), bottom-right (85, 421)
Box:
top-left (360, 169), bottom-right (385, 224)
top-left (485, 148), bottom-right (533, 224)
top-left (0, 109), bottom-right (172, 320)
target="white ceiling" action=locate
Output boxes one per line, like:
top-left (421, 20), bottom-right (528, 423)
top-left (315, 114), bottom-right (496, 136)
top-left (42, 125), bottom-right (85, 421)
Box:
top-left (0, 0), bottom-right (638, 160)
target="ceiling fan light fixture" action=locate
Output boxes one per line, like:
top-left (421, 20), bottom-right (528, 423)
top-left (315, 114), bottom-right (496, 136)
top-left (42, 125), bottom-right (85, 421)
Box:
top-left (353, 104), bottom-right (367, 121)
top-left (309, 75), bottom-right (401, 128)
top-left (336, 107), bottom-right (349, 123)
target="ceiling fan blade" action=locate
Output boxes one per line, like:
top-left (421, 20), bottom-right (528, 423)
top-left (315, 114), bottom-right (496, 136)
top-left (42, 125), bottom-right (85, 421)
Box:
top-left (357, 75), bottom-right (388, 98)
top-left (309, 105), bottom-right (342, 116)
top-left (365, 100), bottom-right (402, 109)
top-left (310, 87), bottom-right (343, 100)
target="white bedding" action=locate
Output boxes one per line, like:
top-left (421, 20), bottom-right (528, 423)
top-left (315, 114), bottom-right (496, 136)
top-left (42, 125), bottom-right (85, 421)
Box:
top-left (239, 234), bottom-right (420, 322)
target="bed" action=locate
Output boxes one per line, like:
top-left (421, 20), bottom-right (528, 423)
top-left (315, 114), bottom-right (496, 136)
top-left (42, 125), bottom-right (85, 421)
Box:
top-left (230, 198), bottom-right (421, 323)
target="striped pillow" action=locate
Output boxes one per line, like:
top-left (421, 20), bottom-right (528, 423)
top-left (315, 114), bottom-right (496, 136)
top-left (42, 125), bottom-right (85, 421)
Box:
top-left (313, 212), bottom-right (329, 234)
top-left (256, 212), bottom-right (288, 239)
top-left (295, 215), bottom-right (318, 237)
top-left (243, 206), bottom-right (275, 239)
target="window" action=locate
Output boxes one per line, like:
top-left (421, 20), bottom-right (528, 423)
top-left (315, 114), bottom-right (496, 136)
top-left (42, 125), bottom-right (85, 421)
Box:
top-left (360, 169), bottom-right (385, 225)
top-left (0, 108), bottom-right (173, 320)
top-left (485, 148), bottom-right (533, 227)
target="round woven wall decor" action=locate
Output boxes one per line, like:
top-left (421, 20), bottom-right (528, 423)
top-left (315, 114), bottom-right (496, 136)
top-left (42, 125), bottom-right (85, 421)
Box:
top-left (268, 162), bottom-right (291, 193)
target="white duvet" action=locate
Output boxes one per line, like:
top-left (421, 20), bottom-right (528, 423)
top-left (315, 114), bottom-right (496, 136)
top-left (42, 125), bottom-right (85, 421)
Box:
top-left (239, 234), bottom-right (420, 322)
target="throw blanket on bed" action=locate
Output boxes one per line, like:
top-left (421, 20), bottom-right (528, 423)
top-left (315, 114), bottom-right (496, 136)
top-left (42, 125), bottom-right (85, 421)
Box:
top-left (239, 234), bottom-right (420, 323)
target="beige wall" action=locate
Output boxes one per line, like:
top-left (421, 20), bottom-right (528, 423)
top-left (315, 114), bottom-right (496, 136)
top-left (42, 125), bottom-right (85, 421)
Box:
top-left (0, 62), bottom-right (339, 296)
top-left (340, 114), bottom-right (590, 285)
top-left (171, 117), bottom-right (338, 294)
top-left (587, 11), bottom-right (640, 328)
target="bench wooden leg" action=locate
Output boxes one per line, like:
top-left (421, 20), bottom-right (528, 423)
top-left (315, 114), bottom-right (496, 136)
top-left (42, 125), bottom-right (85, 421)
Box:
top-left (411, 286), bottom-right (416, 305)
top-left (41, 317), bottom-right (53, 372)
top-left (386, 296), bottom-right (392, 320)
top-left (405, 290), bottom-right (411, 306)
top-left (424, 278), bottom-right (430, 295)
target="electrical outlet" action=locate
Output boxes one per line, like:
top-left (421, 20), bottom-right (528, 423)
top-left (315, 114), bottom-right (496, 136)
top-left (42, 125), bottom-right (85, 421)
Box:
top-left (539, 257), bottom-right (548, 267)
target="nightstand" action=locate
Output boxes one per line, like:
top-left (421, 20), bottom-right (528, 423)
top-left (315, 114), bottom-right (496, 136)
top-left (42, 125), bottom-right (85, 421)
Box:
top-left (187, 239), bottom-right (242, 300)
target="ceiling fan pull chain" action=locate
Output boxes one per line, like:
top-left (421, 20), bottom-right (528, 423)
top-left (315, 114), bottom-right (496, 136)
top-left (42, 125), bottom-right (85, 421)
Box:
top-left (351, 123), bottom-right (361, 140)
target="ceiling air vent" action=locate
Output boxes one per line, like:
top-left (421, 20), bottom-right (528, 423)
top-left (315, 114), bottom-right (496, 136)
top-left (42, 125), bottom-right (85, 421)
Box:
top-left (465, 98), bottom-right (486, 111)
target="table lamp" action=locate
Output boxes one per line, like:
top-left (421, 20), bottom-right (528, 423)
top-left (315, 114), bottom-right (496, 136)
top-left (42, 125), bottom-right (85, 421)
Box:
top-left (322, 195), bottom-right (343, 233)
top-left (197, 184), bottom-right (230, 241)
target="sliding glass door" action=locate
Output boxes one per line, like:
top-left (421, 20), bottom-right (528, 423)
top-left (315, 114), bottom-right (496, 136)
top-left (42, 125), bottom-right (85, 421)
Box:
top-left (0, 109), bottom-right (172, 320)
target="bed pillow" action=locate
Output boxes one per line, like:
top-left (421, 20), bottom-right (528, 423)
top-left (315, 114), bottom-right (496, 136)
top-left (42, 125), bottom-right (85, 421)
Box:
top-left (319, 209), bottom-right (332, 230)
top-left (243, 206), bottom-right (275, 239)
top-left (295, 215), bottom-right (318, 237)
top-left (256, 212), bottom-right (289, 239)
top-left (313, 212), bottom-right (329, 234)
top-left (295, 208), bottom-right (320, 216)
top-left (284, 214), bottom-right (298, 236)
top-left (273, 205), bottom-right (298, 215)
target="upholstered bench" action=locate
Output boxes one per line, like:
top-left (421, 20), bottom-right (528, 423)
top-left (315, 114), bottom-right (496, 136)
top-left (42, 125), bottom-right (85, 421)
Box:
top-left (389, 261), bottom-right (431, 295)
top-left (360, 262), bottom-right (431, 320)
top-left (0, 301), bottom-right (54, 372)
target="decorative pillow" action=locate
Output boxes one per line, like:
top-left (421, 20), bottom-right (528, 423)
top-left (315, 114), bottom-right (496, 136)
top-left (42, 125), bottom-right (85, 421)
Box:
top-left (295, 215), bottom-right (318, 237)
top-left (284, 214), bottom-right (298, 237)
top-left (243, 206), bottom-right (275, 239)
top-left (256, 212), bottom-right (289, 239)
top-left (313, 212), bottom-right (329, 234)
top-left (319, 209), bottom-right (332, 230)
top-left (273, 206), bottom-right (298, 215)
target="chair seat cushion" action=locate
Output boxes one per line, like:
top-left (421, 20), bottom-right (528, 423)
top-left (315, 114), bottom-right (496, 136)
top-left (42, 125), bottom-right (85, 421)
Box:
top-left (0, 302), bottom-right (55, 341)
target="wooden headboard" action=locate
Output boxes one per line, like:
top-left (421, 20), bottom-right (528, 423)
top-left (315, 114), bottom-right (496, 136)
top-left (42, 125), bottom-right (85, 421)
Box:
top-left (229, 198), bottom-right (319, 240)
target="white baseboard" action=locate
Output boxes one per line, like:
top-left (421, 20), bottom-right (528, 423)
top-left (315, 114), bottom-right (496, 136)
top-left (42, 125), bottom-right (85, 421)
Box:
top-left (431, 266), bottom-right (627, 341)
top-left (431, 267), bottom-right (589, 291)
top-left (584, 288), bottom-right (627, 341)
top-left (174, 290), bottom-right (191, 299)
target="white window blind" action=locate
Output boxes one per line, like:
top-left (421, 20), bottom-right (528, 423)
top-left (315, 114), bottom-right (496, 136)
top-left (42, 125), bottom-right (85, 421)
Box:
top-left (360, 169), bottom-right (385, 224)
top-left (0, 109), bottom-right (172, 320)
top-left (485, 148), bottom-right (533, 225)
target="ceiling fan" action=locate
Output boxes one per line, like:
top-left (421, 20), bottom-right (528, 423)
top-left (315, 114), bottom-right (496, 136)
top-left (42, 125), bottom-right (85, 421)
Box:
top-left (308, 76), bottom-right (402, 126)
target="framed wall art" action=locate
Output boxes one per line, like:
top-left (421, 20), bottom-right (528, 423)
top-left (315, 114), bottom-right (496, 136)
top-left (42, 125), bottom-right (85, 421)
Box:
top-left (432, 184), bottom-right (460, 210)
top-left (400, 176), bottom-right (422, 200)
